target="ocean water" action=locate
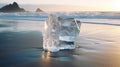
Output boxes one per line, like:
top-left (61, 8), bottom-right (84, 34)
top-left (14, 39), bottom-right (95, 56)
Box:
top-left (0, 12), bottom-right (120, 67)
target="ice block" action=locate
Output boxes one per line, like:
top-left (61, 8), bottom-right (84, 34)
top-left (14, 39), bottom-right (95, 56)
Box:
top-left (43, 14), bottom-right (81, 52)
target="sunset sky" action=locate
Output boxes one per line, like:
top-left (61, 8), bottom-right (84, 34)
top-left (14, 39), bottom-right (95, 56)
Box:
top-left (0, 0), bottom-right (120, 12)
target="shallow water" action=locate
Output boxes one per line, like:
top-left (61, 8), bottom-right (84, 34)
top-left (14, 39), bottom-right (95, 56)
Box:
top-left (0, 19), bottom-right (120, 67)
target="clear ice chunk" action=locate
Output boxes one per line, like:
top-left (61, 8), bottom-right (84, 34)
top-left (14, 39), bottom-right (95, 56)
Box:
top-left (43, 14), bottom-right (81, 52)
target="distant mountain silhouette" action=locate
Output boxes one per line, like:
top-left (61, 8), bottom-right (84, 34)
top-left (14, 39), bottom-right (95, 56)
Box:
top-left (36, 8), bottom-right (43, 12)
top-left (0, 2), bottom-right (25, 12)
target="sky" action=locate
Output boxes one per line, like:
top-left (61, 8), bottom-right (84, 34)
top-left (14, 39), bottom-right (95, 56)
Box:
top-left (0, 0), bottom-right (120, 12)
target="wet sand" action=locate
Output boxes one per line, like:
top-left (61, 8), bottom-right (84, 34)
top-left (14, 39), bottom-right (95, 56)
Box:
top-left (0, 20), bottom-right (120, 67)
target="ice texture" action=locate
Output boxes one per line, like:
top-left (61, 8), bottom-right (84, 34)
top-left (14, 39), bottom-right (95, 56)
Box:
top-left (43, 14), bottom-right (81, 52)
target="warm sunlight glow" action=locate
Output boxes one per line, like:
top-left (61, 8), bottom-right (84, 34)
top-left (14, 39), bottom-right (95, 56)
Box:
top-left (114, 3), bottom-right (120, 11)
top-left (41, 51), bottom-right (51, 67)
top-left (42, 51), bottom-right (51, 60)
top-left (112, 1), bottom-right (120, 11)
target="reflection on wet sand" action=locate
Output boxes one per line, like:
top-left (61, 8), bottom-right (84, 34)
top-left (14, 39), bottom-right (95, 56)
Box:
top-left (41, 51), bottom-right (51, 67)
top-left (42, 51), bottom-right (51, 62)
top-left (0, 19), bottom-right (120, 67)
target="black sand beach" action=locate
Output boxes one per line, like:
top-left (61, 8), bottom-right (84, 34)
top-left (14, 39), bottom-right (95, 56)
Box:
top-left (0, 20), bottom-right (120, 67)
